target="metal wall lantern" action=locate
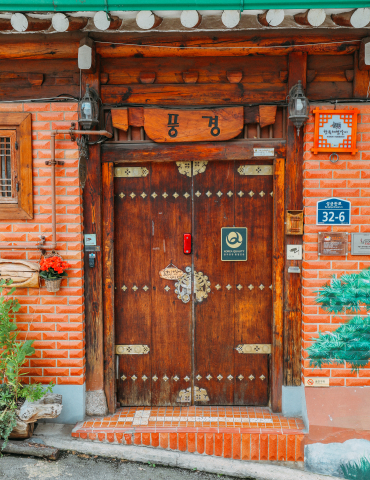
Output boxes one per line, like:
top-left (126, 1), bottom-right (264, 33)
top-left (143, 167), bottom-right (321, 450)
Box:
top-left (78, 84), bottom-right (99, 130)
top-left (288, 80), bottom-right (310, 136)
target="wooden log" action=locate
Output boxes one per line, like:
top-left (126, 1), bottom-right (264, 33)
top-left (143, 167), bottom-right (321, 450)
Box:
top-left (0, 34), bottom-right (359, 60)
top-left (259, 105), bottom-right (277, 128)
top-left (332, 8), bottom-right (370, 28)
top-left (258, 10), bottom-right (285, 27)
top-left (93, 11), bottom-right (121, 31)
top-left (294, 9), bottom-right (326, 27)
top-left (102, 140), bottom-right (286, 163)
top-left (28, 73), bottom-right (43, 86)
top-left (354, 50), bottom-right (369, 97)
top-left (102, 161), bottom-right (115, 414)
top-left (83, 57), bottom-right (104, 396)
top-left (18, 394), bottom-right (62, 423)
top-left (182, 71), bottom-right (199, 83)
top-left (101, 83), bottom-right (287, 105)
top-left (136, 11), bottom-right (162, 30)
top-left (0, 18), bottom-right (12, 31)
top-left (0, 440), bottom-right (59, 459)
top-left (272, 156), bottom-right (285, 412)
top-left (284, 52), bottom-right (306, 387)
top-left (221, 10), bottom-right (241, 28)
top-left (111, 108), bottom-right (128, 131)
top-left (52, 13), bottom-right (88, 32)
top-left (227, 71), bottom-right (243, 83)
top-left (139, 72), bottom-right (156, 84)
top-left (11, 14), bottom-right (51, 32)
top-left (9, 419), bottom-right (34, 439)
top-left (180, 11), bottom-right (202, 28)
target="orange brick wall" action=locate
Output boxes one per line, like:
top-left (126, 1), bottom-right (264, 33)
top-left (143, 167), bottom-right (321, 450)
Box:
top-left (303, 104), bottom-right (370, 387)
top-left (0, 102), bottom-right (85, 388)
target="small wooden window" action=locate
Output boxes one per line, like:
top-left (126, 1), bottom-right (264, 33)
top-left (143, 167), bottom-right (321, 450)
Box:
top-left (0, 113), bottom-right (33, 219)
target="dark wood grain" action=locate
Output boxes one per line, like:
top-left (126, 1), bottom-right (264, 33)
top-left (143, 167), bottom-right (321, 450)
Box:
top-left (114, 166), bottom-right (152, 406)
top-left (150, 162), bottom-right (192, 405)
top-left (83, 57), bottom-right (104, 395)
top-left (284, 53), bottom-right (305, 387)
top-left (102, 162), bottom-right (115, 413)
top-left (234, 163), bottom-right (273, 406)
top-left (102, 141), bottom-right (286, 163)
top-left (272, 157), bottom-right (285, 412)
top-left (193, 161), bottom-right (235, 405)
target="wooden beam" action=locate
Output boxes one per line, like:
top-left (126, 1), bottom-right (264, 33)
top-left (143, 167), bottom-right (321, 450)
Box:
top-left (83, 56), bottom-right (104, 398)
top-left (52, 13), bottom-right (88, 32)
top-left (294, 10), bottom-right (326, 27)
top-left (284, 52), bottom-right (306, 387)
top-left (332, 8), bottom-right (370, 28)
top-left (102, 161), bottom-right (115, 414)
top-left (102, 140), bottom-right (286, 163)
top-left (136, 11), bottom-right (163, 30)
top-left (94, 11), bottom-right (122, 31)
top-left (272, 156), bottom-right (285, 412)
top-left (0, 32), bottom-right (361, 60)
top-left (101, 83), bottom-right (287, 105)
top-left (11, 13), bottom-right (51, 33)
top-left (354, 50), bottom-right (369, 97)
top-left (258, 10), bottom-right (285, 27)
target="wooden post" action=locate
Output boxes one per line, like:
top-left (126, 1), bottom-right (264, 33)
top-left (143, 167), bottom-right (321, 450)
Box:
top-left (102, 162), bottom-right (115, 413)
top-left (272, 156), bottom-right (285, 412)
top-left (83, 56), bottom-right (106, 407)
top-left (284, 52), bottom-right (306, 386)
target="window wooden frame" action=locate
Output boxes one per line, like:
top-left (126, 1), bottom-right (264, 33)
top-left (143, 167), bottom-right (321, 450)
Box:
top-left (0, 113), bottom-right (33, 220)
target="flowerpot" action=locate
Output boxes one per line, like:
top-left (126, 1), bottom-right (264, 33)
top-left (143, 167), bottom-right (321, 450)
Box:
top-left (44, 277), bottom-right (62, 292)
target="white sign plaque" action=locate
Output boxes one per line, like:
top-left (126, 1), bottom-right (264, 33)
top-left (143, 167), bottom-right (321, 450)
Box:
top-left (304, 378), bottom-right (329, 387)
top-left (287, 245), bottom-right (302, 260)
top-left (253, 148), bottom-right (274, 157)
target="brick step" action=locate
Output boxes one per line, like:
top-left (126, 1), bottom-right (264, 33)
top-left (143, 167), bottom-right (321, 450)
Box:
top-left (72, 406), bottom-right (305, 462)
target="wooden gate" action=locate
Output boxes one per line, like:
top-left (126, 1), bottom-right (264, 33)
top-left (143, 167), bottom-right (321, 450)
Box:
top-left (114, 159), bottom-right (275, 407)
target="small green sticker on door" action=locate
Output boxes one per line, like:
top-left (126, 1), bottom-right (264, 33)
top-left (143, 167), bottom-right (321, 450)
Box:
top-left (221, 227), bottom-right (248, 261)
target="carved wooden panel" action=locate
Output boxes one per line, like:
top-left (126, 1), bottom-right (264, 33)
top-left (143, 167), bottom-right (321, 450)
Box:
top-left (143, 107), bottom-right (243, 143)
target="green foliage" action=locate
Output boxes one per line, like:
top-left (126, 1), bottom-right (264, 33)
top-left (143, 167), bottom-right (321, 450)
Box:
top-left (315, 269), bottom-right (370, 314)
top-left (307, 316), bottom-right (370, 371)
top-left (307, 268), bottom-right (370, 372)
top-left (0, 279), bottom-right (53, 449)
top-left (340, 456), bottom-right (370, 480)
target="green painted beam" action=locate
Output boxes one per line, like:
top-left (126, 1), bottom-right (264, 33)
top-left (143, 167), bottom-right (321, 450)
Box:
top-left (3, 1), bottom-right (370, 11)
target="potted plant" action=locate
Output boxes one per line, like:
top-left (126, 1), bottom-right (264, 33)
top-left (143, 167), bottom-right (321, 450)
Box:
top-left (0, 280), bottom-right (59, 448)
top-left (39, 255), bottom-right (71, 293)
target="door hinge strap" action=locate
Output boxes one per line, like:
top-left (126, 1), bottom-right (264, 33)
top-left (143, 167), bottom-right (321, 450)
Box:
top-left (115, 345), bottom-right (150, 355)
top-left (236, 344), bottom-right (271, 354)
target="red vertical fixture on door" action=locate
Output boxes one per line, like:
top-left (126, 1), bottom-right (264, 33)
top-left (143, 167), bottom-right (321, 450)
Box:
top-left (184, 234), bottom-right (191, 254)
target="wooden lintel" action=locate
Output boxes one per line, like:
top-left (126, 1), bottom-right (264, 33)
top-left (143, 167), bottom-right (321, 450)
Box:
top-left (102, 140), bottom-right (286, 163)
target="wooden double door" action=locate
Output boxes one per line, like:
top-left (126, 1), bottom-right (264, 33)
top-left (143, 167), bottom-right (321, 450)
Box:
top-left (114, 160), bottom-right (273, 406)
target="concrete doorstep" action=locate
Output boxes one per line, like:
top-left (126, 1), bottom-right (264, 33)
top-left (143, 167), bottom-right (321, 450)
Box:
top-left (33, 423), bottom-right (341, 480)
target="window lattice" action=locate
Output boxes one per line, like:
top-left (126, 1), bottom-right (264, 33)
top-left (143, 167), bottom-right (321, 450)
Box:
top-left (0, 137), bottom-right (12, 199)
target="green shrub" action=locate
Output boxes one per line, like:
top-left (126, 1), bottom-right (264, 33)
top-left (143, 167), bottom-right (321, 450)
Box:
top-left (341, 456), bottom-right (370, 480)
top-left (0, 279), bottom-right (53, 448)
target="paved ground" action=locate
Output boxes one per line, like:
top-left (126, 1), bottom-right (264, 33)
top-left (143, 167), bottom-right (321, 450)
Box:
top-left (0, 452), bottom-right (239, 480)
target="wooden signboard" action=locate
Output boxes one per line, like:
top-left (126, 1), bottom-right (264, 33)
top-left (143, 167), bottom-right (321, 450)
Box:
top-left (318, 232), bottom-right (348, 256)
top-left (144, 107), bottom-right (244, 143)
top-left (312, 108), bottom-right (359, 155)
